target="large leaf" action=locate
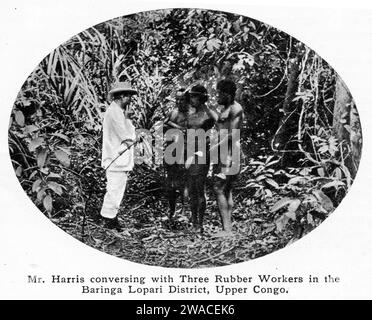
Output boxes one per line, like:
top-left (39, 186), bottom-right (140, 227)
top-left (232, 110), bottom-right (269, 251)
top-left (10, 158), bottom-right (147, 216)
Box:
top-left (43, 195), bottom-right (53, 214)
top-left (54, 150), bottom-right (70, 167)
top-left (32, 179), bottom-right (42, 193)
top-left (232, 60), bottom-right (245, 72)
top-left (313, 190), bottom-right (334, 211)
top-left (47, 172), bottom-right (62, 179)
top-left (52, 132), bottom-right (70, 143)
top-left (195, 37), bottom-right (207, 53)
top-left (24, 125), bottom-right (39, 134)
top-left (256, 174), bottom-right (266, 181)
top-left (270, 197), bottom-right (292, 212)
top-left (288, 199), bottom-right (301, 213)
top-left (29, 170), bottom-right (38, 180)
top-left (265, 189), bottom-right (273, 198)
top-left (284, 199), bottom-right (301, 221)
top-left (275, 215), bottom-right (289, 232)
top-left (15, 166), bottom-right (23, 177)
top-left (37, 148), bottom-right (48, 168)
top-left (321, 180), bottom-right (345, 189)
top-left (265, 158), bottom-right (279, 167)
top-left (47, 181), bottom-right (63, 196)
top-left (206, 38), bottom-right (221, 51)
top-left (332, 167), bottom-right (343, 179)
top-left (266, 178), bottom-right (279, 189)
top-left (307, 213), bottom-right (315, 226)
top-left (284, 210), bottom-right (296, 221)
top-left (57, 146), bottom-right (72, 155)
top-left (249, 31), bottom-right (261, 40)
top-left (317, 167), bottom-right (325, 177)
top-left (288, 176), bottom-right (308, 185)
top-left (28, 137), bottom-right (44, 152)
top-left (37, 189), bottom-right (46, 201)
top-left (14, 110), bottom-right (25, 127)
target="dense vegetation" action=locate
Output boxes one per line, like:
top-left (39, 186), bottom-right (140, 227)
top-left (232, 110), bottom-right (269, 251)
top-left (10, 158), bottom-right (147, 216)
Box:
top-left (8, 9), bottom-right (362, 267)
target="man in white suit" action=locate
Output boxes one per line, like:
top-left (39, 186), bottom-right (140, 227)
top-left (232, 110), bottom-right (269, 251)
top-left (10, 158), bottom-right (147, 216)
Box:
top-left (100, 82), bottom-right (138, 231)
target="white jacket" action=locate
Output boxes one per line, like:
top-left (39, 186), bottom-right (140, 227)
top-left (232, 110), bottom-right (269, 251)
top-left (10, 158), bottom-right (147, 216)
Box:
top-left (101, 101), bottom-right (136, 171)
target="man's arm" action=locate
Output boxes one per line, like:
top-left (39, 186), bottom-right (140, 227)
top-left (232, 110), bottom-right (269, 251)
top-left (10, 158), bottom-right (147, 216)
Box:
top-left (108, 110), bottom-right (136, 148)
top-left (202, 104), bottom-right (219, 123)
top-left (167, 121), bottom-right (185, 130)
top-left (164, 109), bottom-right (186, 130)
top-left (209, 105), bottom-right (243, 153)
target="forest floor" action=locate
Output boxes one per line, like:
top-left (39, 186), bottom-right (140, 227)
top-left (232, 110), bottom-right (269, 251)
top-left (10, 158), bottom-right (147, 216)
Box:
top-left (56, 185), bottom-right (294, 268)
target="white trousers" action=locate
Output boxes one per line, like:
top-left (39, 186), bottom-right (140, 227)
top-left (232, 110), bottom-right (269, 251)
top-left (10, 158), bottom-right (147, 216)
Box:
top-left (100, 171), bottom-right (128, 219)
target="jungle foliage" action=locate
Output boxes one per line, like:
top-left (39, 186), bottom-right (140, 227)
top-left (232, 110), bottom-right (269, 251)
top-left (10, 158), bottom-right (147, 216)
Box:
top-left (8, 9), bottom-right (362, 267)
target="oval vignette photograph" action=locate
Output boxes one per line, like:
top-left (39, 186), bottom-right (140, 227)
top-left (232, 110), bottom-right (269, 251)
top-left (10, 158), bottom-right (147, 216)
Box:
top-left (8, 8), bottom-right (362, 268)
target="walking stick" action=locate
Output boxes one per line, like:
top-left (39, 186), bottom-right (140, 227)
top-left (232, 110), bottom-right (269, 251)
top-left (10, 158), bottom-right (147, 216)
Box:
top-left (104, 140), bottom-right (139, 171)
top-left (103, 122), bottom-right (161, 171)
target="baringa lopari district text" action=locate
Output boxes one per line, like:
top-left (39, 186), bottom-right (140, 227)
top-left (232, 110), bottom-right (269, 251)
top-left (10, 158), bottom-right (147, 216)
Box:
top-left (48, 274), bottom-right (303, 296)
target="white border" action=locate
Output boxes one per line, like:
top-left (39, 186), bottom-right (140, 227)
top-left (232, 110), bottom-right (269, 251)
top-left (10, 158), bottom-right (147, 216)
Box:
top-left (1, 0), bottom-right (372, 299)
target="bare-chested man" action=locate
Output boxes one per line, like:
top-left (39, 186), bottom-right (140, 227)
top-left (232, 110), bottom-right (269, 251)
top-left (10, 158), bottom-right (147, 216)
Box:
top-left (210, 79), bottom-right (244, 235)
top-left (185, 84), bottom-right (216, 233)
top-left (164, 88), bottom-right (189, 220)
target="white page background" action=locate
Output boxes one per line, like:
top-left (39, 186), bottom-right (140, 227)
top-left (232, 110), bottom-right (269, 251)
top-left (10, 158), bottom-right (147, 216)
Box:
top-left (0, 0), bottom-right (371, 299)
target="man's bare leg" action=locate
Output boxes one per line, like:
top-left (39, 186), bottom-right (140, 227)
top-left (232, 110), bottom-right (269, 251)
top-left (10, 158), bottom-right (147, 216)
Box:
top-left (214, 186), bottom-right (233, 235)
top-left (168, 189), bottom-right (177, 219)
top-left (226, 187), bottom-right (234, 231)
top-left (180, 185), bottom-right (188, 216)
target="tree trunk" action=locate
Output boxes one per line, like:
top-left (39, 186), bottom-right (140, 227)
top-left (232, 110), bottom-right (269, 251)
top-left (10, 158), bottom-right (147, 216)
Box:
top-left (274, 42), bottom-right (304, 166)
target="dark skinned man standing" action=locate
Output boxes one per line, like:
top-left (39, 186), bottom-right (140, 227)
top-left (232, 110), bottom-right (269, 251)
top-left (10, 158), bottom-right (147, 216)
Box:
top-left (185, 84), bottom-right (217, 234)
top-left (210, 79), bottom-right (244, 236)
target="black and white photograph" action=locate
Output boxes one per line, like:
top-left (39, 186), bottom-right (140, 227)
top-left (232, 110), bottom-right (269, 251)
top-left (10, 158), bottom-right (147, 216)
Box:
top-left (1, 0), bottom-right (372, 301)
top-left (7, 7), bottom-right (362, 268)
